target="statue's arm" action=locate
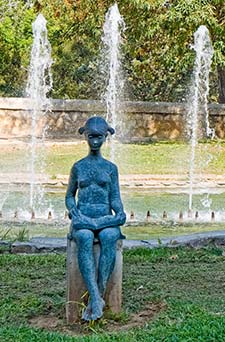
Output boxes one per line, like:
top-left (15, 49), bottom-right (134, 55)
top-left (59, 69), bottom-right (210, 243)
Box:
top-left (65, 164), bottom-right (79, 217)
top-left (94, 165), bottom-right (126, 229)
top-left (65, 165), bottom-right (97, 230)
top-left (109, 165), bottom-right (126, 224)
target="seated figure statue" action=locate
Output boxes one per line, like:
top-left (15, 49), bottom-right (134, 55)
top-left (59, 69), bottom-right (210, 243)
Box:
top-left (65, 116), bottom-right (126, 321)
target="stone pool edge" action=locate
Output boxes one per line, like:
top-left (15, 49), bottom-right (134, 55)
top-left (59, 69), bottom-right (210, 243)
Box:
top-left (1, 230), bottom-right (225, 254)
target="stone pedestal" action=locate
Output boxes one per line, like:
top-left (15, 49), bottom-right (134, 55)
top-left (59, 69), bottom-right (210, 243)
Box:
top-left (66, 238), bottom-right (123, 323)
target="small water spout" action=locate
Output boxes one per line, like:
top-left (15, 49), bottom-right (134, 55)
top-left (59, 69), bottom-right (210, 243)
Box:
top-left (0, 192), bottom-right (9, 213)
top-left (187, 25), bottom-right (214, 211)
top-left (179, 211), bottom-right (183, 222)
top-left (146, 210), bottom-right (151, 221)
top-left (101, 3), bottom-right (125, 161)
top-left (26, 13), bottom-right (53, 211)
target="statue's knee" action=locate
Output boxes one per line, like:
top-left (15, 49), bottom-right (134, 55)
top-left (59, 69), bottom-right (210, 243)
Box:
top-left (74, 229), bottom-right (94, 247)
top-left (99, 228), bottom-right (120, 245)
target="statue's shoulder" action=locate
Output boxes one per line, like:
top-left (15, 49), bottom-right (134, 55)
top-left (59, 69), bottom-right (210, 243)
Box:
top-left (71, 157), bottom-right (88, 171)
top-left (102, 158), bottom-right (118, 173)
top-left (75, 157), bottom-right (89, 166)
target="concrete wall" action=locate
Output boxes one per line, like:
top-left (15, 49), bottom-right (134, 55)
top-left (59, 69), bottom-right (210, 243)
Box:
top-left (0, 97), bottom-right (225, 141)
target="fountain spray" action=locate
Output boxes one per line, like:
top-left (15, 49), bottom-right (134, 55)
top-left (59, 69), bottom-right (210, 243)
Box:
top-left (26, 13), bottom-right (53, 211)
top-left (102, 3), bottom-right (125, 162)
top-left (187, 25), bottom-right (214, 211)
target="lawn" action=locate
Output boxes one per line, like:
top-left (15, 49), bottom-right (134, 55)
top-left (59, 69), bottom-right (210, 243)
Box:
top-left (0, 140), bottom-right (225, 176)
top-left (1, 220), bottom-right (225, 241)
top-left (1, 247), bottom-right (225, 341)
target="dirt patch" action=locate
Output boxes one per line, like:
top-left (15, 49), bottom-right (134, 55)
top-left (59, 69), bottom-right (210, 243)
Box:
top-left (29, 302), bottom-right (166, 336)
top-left (107, 302), bottom-right (166, 332)
top-left (29, 315), bottom-right (60, 329)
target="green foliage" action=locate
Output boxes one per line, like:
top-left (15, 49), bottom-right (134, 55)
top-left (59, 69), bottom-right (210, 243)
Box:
top-left (120, 0), bottom-right (225, 101)
top-left (0, 0), bottom-right (225, 101)
top-left (0, 227), bottom-right (12, 240)
top-left (14, 227), bottom-right (30, 242)
top-left (0, 1), bottom-right (35, 96)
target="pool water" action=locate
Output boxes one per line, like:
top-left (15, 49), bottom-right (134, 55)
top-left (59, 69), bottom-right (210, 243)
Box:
top-left (1, 186), bottom-right (225, 223)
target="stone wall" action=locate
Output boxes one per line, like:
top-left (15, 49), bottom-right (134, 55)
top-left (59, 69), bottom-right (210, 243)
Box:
top-left (0, 97), bottom-right (225, 141)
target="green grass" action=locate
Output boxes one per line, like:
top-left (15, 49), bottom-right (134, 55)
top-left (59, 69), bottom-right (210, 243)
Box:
top-left (1, 247), bottom-right (225, 341)
top-left (122, 221), bottom-right (225, 240)
top-left (1, 221), bottom-right (225, 241)
top-left (1, 140), bottom-right (225, 176)
top-left (46, 140), bottom-right (225, 176)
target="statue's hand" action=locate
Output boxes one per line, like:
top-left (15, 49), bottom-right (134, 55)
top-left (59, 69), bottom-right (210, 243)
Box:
top-left (67, 232), bottom-right (73, 240)
top-left (117, 211), bottom-right (126, 225)
top-left (71, 212), bottom-right (97, 230)
top-left (68, 207), bottom-right (80, 220)
top-left (94, 211), bottom-right (126, 230)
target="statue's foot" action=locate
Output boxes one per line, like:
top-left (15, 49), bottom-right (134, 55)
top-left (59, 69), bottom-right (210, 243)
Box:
top-left (82, 298), bottom-right (105, 321)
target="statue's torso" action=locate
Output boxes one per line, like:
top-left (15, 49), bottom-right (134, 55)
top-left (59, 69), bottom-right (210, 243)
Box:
top-left (75, 157), bottom-right (114, 218)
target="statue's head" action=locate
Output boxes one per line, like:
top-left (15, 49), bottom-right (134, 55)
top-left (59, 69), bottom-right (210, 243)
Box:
top-left (78, 116), bottom-right (115, 152)
top-left (78, 116), bottom-right (115, 136)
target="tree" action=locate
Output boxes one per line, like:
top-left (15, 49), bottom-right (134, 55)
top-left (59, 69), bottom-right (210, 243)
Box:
top-left (34, 0), bottom-right (112, 99)
top-left (0, 0), bottom-right (224, 102)
top-left (0, 1), bottom-right (35, 96)
top-left (118, 0), bottom-right (225, 102)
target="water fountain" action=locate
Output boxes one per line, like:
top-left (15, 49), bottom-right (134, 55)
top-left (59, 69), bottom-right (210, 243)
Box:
top-left (101, 3), bottom-right (125, 161)
top-left (26, 13), bottom-right (53, 212)
top-left (186, 25), bottom-right (214, 212)
top-left (1, 10), bottom-right (225, 240)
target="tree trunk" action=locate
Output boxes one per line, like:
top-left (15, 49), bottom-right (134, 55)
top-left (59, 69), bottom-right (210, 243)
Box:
top-left (217, 66), bottom-right (225, 103)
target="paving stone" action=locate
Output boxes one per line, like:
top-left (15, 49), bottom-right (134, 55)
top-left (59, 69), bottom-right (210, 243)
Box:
top-left (0, 240), bottom-right (11, 253)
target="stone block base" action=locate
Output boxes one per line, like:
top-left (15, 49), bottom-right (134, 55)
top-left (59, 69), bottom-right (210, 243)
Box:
top-left (66, 238), bottom-right (123, 323)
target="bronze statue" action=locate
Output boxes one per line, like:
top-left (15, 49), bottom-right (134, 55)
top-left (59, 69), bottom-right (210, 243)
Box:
top-left (65, 116), bottom-right (126, 321)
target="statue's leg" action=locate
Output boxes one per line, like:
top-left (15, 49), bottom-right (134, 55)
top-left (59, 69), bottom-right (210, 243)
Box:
top-left (74, 229), bottom-right (104, 321)
top-left (97, 227), bottom-right (120, 297)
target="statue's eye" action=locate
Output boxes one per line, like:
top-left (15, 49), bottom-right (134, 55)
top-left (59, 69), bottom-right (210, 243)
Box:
top-left (88, 134), bottom-right (103, 139)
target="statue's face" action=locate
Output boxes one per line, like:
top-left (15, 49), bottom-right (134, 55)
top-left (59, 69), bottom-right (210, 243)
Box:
top-left (86, 132), bottom-right (106, 151)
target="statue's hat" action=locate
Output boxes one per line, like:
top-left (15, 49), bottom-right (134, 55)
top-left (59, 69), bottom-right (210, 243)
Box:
top-left (78, 116), bottom-right (115, 135)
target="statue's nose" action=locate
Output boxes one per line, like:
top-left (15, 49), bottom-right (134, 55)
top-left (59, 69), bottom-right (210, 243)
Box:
top-left (93, 139), bottom-right (98, 145)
